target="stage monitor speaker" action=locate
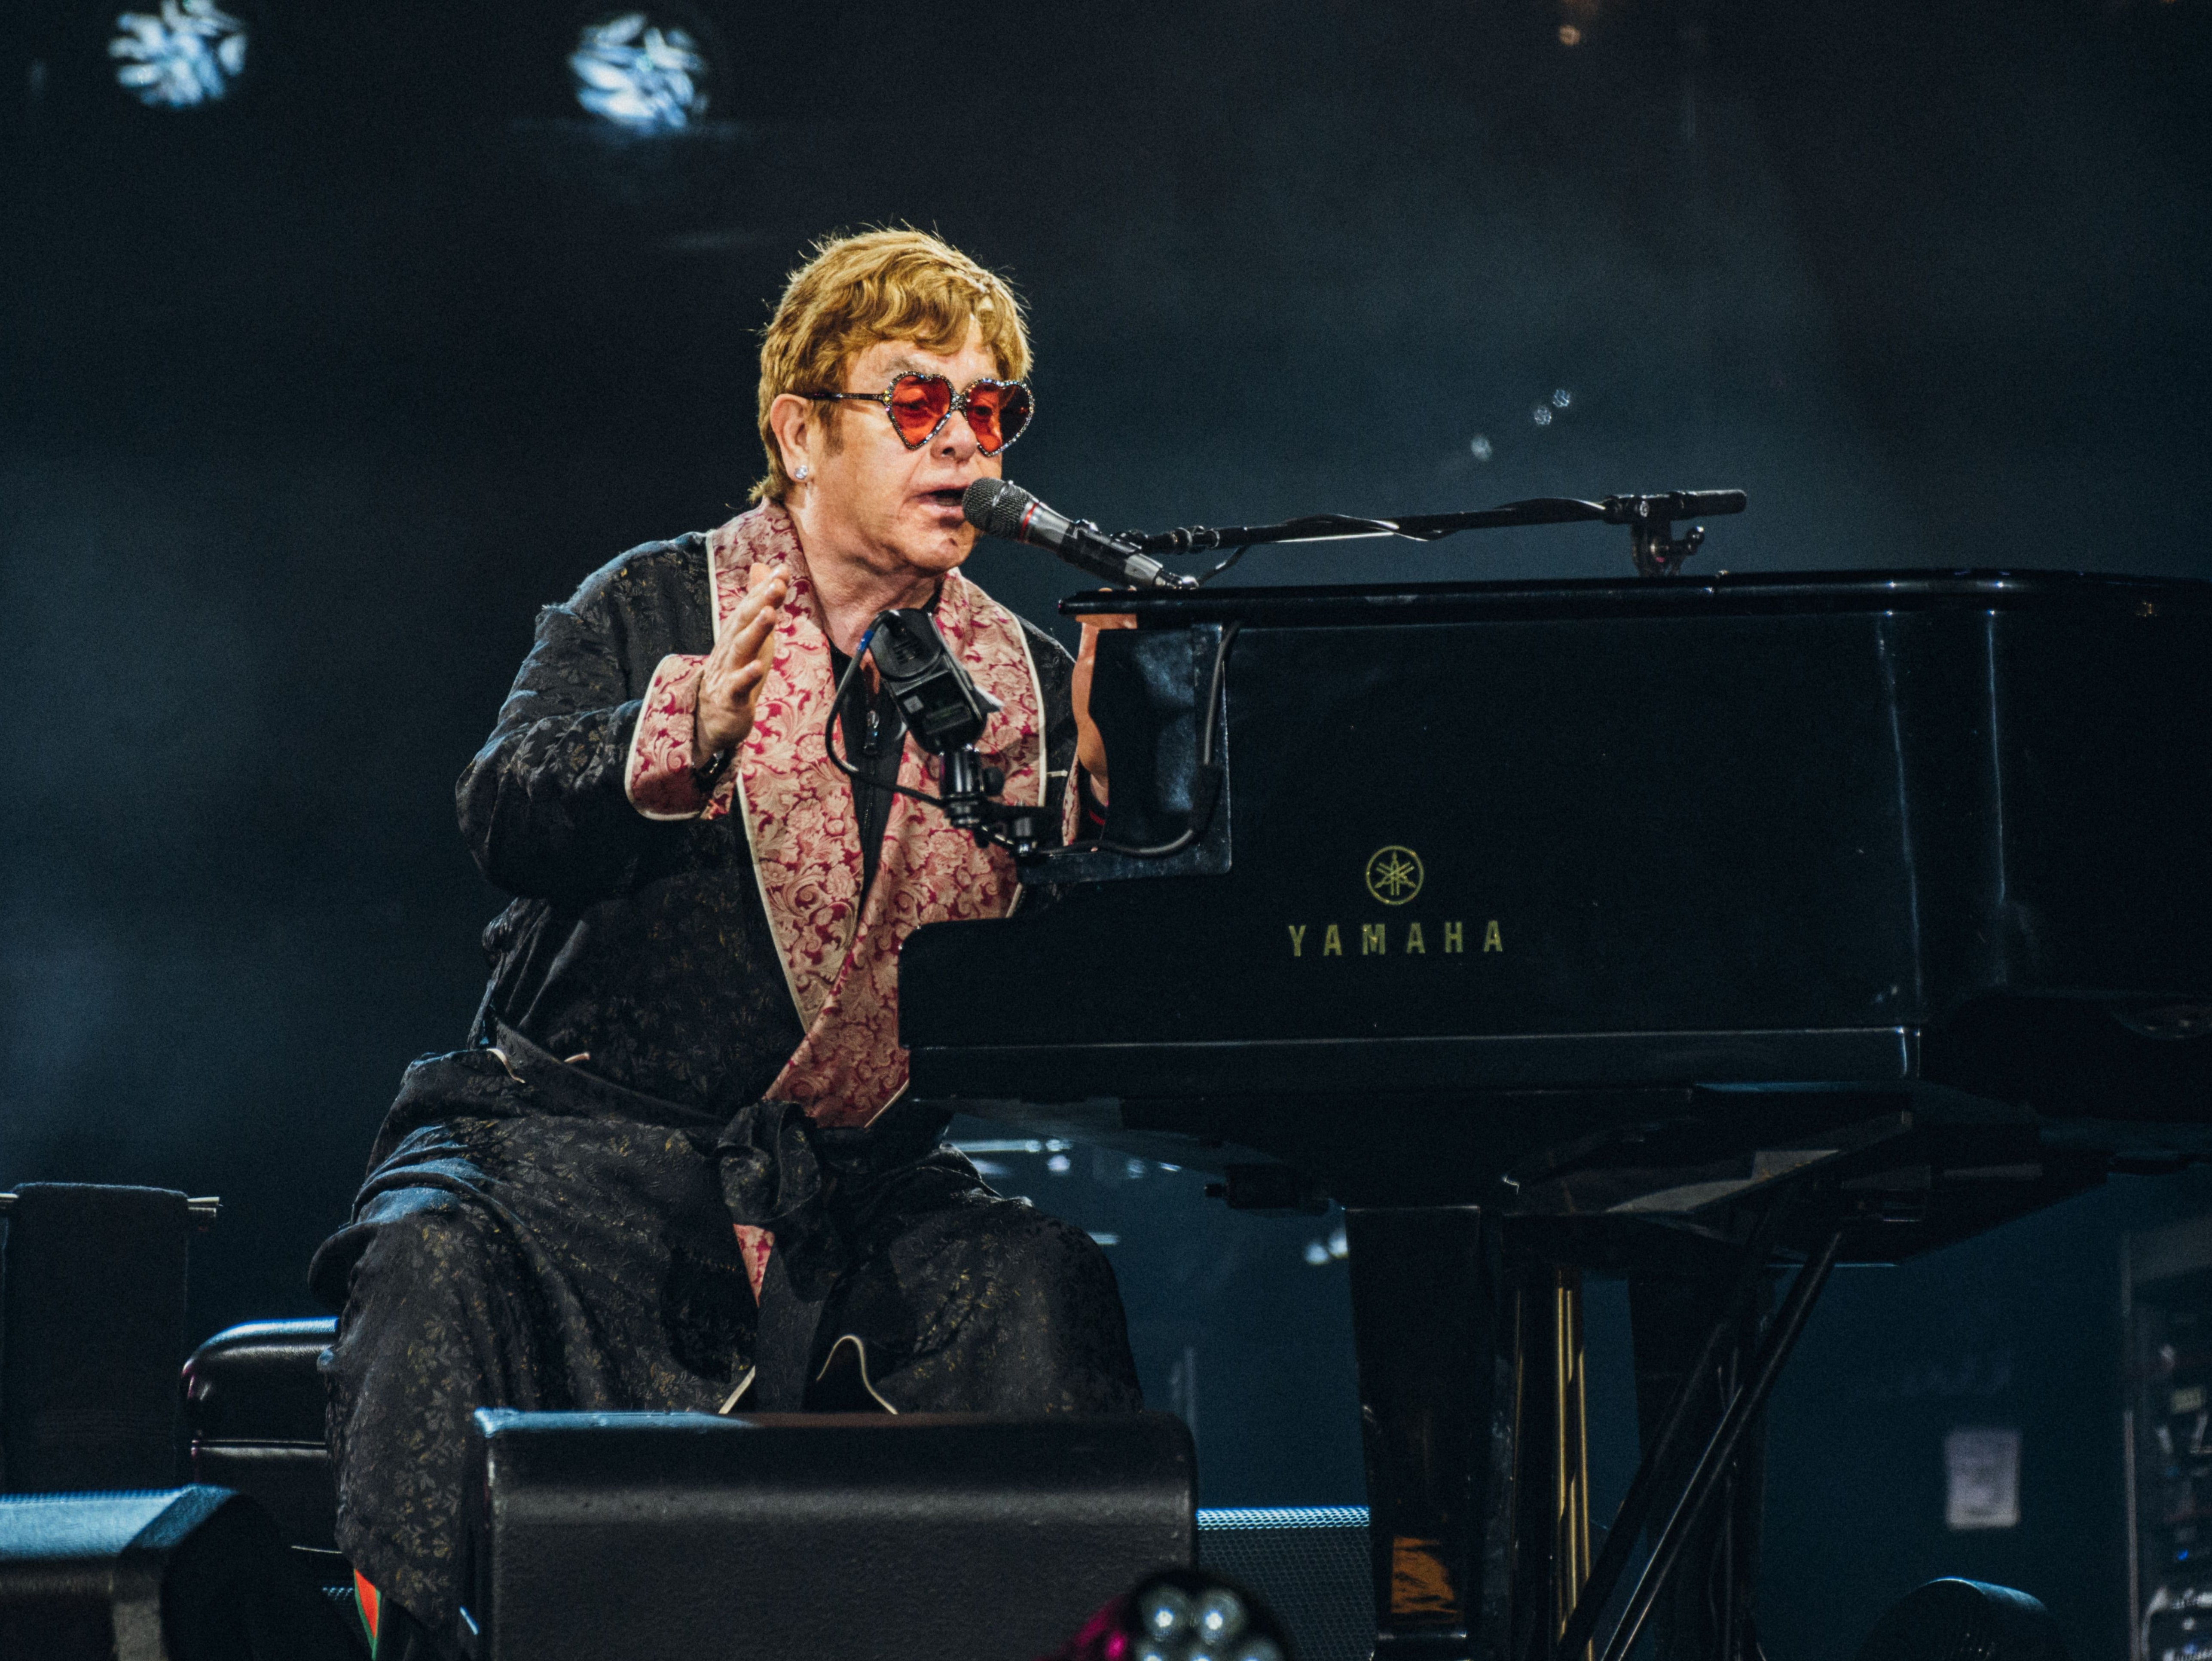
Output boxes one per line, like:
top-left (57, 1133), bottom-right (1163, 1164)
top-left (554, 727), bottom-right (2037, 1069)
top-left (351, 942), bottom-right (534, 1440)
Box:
top-left (1197, 1506), bottom-right (1372, 1661)
top-left (1855, 1578), bottom-right (2068, 1661)
top-left (0, 1484), bottom-right (364, 1661)
top-left (459, 1409), bottom-right (1196, 1661)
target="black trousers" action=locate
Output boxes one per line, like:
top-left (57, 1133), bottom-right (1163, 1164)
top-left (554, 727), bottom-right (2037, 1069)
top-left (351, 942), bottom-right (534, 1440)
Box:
top-left (310, 1045), bottom-right (1142, 1649)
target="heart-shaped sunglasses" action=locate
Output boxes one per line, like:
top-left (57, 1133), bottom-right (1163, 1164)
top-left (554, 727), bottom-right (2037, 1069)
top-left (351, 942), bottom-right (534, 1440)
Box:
top-left (801, 373), bottom-right (1034, 456)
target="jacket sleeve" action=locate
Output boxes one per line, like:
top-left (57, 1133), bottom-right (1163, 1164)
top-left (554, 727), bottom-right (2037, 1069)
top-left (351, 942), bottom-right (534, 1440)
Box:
top-left (455, 596), bottom-right (676, 902)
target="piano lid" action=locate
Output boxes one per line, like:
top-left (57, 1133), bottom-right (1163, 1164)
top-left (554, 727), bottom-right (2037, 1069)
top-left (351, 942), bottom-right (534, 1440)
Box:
top-left (1059, 567), bottom-right (2212, 627)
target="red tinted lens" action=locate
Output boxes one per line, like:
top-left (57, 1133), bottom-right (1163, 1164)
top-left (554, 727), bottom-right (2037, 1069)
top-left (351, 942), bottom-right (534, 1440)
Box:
top-left (964, 382), bottom-right (1032, 454)
top-left (885, 374), bottom-right (953, 446)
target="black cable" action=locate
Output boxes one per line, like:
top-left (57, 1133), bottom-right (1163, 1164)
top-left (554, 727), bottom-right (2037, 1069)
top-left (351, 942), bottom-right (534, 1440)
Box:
top-left (819, 618), bottom-right (1238, 860)
top-left (821, 625), bottom-right (944, 809)
top-left (1059, 620), bottom-right (1240, 860)
top-left (1194, 544), bottom-right (1250, 585)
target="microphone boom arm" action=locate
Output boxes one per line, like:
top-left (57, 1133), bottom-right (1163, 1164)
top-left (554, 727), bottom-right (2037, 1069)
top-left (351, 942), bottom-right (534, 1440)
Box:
top-left (1120, 490), bottom-right (1747, 578)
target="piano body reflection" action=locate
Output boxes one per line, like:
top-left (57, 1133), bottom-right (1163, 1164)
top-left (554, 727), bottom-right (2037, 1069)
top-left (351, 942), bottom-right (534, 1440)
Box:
top-left (901, 569), bottom-right (2212, 1661)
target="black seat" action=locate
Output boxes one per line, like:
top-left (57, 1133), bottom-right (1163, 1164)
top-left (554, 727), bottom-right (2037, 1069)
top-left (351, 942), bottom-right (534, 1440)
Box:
top-left (181, 1318), bottom-right (343, 1584)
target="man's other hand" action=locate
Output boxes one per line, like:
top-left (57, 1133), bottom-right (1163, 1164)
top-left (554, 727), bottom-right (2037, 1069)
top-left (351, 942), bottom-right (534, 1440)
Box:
top-left (693, 563), bottom-right (790, 765)
top-left (1072, 612), bottom-right (1137, 792)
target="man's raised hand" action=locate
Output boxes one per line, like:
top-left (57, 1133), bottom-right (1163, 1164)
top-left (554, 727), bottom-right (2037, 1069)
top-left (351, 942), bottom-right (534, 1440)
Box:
top-left (691, 563), bottom-right (790, 766)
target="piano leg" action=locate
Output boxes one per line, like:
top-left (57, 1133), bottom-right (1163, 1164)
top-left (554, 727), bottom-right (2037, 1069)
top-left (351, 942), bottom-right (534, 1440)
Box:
top-left (1343, 1205), bottom-right (1517, 1661)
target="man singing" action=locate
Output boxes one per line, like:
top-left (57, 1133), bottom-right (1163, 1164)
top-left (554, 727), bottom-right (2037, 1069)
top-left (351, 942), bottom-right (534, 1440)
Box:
top-left (311, 229), bottom-right (1141, 1659)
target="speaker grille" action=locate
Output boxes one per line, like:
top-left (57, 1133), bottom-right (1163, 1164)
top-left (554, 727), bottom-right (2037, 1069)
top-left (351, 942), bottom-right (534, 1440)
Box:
top-left (1197, 1507), bottom-right (1370, 1661)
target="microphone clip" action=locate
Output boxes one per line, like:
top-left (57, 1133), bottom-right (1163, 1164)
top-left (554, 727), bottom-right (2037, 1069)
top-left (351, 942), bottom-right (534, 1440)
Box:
top-left (1603, 494), bottom-right (1710, 578)
top-left (856, 609), bottom-right (1054, 860)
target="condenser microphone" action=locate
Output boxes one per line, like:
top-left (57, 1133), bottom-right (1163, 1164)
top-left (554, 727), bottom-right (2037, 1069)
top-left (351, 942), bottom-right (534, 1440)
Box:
top-left (962, 479), bottom-right (1192, 590)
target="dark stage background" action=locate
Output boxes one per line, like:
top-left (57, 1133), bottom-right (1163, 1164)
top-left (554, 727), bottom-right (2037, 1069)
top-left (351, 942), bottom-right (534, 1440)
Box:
top-left (3, 0), bottom-right (2209, 1655)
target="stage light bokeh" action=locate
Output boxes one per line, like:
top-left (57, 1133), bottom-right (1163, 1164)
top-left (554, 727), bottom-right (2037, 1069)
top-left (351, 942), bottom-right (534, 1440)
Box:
top-left (569, 12), bottom-right (708, 132)
top-left (108, 0), bottom-right (247, 108)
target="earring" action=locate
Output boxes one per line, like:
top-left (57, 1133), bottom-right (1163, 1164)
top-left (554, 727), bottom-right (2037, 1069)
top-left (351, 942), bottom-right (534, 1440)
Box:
top-left (794, 463), bottom-right (811, 481)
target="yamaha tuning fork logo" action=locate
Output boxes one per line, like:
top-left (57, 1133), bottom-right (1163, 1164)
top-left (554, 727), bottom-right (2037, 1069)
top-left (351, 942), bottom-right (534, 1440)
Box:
top-left (1364, 845), bottom-right (1424, 905)
top-left (1283, 844), bottom-right (1503, 960)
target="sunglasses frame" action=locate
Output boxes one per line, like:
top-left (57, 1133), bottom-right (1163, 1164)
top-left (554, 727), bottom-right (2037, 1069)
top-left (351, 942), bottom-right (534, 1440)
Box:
top-left (800, 373), bottom-right (1035, 456)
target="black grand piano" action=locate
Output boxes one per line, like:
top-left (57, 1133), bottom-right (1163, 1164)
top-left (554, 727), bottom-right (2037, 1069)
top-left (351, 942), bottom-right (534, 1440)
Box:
top-left (899, 516), bottom-right (2212, 1661)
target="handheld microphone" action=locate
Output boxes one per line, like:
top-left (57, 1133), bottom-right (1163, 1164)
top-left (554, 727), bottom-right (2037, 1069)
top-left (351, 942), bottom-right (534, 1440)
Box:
top-left (962, 479), bottom-right (1193, 590)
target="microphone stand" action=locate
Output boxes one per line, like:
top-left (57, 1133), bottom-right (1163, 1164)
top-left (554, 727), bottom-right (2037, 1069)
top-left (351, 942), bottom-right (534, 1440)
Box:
top-left (1119, 489), bottom-right (1747, 578)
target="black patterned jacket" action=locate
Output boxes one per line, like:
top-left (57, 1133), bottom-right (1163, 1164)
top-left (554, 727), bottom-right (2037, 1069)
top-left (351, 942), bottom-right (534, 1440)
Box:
top-left (452, 532), bottom-right (1076, 1117)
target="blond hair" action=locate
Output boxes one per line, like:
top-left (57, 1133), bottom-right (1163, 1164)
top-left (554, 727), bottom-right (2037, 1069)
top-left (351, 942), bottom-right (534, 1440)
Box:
top-left (751, 229), bottom-right (1030, 505)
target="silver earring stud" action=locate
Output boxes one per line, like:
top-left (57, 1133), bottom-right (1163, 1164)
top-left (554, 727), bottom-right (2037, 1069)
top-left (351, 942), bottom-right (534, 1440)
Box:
top-left (794, 463), bottom-right (810, 481)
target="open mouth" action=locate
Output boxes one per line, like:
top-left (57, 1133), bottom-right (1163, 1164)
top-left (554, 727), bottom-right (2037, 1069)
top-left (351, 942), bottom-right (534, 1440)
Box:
top-left (924, 488), bottom-right (966, 513)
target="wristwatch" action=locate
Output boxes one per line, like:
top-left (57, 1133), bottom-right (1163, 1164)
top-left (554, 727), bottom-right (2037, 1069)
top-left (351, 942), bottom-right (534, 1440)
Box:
top-left (692, 745), bottom-right (735, 793)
